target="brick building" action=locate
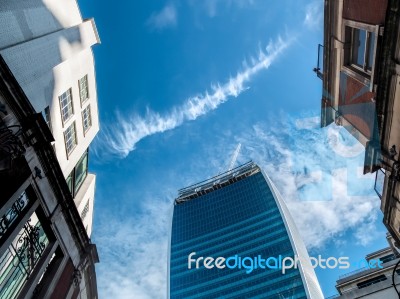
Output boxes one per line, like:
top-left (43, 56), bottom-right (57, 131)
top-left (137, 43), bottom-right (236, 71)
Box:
top-left (318, 0), bottom-right (400, 246)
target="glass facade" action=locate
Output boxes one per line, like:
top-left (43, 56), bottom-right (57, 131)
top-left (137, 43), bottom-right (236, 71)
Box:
top-left (66, 149), bottom-right (89, 198)
top-left (170, 163), bottom-right (319, 298)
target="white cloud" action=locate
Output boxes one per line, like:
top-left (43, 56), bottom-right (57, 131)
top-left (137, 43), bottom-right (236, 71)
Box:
top-left (234, 120), bottom-right (382, 249)
top-left (95, 115), bottom-right (384, 298)
top-left (146, 4), bottom-right (177, 30)
top-left (96, 199), bottom-right (171, 299)
top-left (304, 1), bottom-right (323, 30)
top-left (295, 116), bottom-right (320, 130)
top-left (95, 36), bottom-right (292, 159)
top-left (187, 0), bottom-right (254, 18)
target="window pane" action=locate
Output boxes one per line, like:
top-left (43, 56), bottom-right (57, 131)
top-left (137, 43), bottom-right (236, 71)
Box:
top-left (64, 122), bottom-right (77, 155)
top-left (79, 75), bottom-right (89, 104)
top-left (74, 151), bottom-right (88, 194)
top-left (82, 105), bottom-right (92, 133)
top-left (59, 89), bottom-right (73, 123)
top-left (352, 29), bottom-right (366, 68)
top-left (66, 172), bottom-right (74, 195)
top-left (367, 32), bottom-right (375, 70)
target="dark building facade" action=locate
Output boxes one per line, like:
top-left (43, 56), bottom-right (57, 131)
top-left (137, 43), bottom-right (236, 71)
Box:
top-left (0, 55), bottom-right (98, 298)
top-left (169, 162), bottom-right (323, 298)
top-left (317, 0), bottom-right (400, 245)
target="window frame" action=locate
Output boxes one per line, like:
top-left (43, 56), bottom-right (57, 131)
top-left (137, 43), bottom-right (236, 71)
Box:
top-left (349, 28), bottom-right (375, 74)
top-left (81, 104), bottom-right (92, 135)
top-left (79, 75), bottom-right (89, 105)
top-left (63, 121), bottom-right (77, 157)
top-left (74, 150), bottom-right (89, 195)
top-left (58, 88), bottom-right (74, 126)
top-left (66, 149), bottom-right (89, 198)
top-left (341, 20), bottom-right (380, 91)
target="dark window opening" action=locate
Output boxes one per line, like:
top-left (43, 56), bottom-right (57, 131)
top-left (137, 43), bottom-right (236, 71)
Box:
top-left (380, 254), bottom-right (396, 264)
top-left (357, 275), bottom-right (387, 289)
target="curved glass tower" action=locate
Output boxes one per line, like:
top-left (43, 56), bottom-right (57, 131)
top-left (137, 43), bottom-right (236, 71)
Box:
top-left (169, 162), bottom-right (323, 299)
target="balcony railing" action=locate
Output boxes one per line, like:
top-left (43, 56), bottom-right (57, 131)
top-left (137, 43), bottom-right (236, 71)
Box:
top-left (0, 216), bottom-right (49, 299)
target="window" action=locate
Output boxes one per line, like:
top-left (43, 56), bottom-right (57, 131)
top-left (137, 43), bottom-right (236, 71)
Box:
top-left (380, 254), bottom-right (396, 264)
top-left (357, 275), bottom-right (387, 289)
top-left (59, 88), bottom-right (74, 123)
top-left (74, 150), bottom-right (88, 194)
top-left (41, 106), bottom-right (52, 133)
top-left (64, 122), bottom-right (77, 156)
top-left (82, 105), bottom-right (92, 134)
top-left (66, 172), bottom-right (73, 195)
top-left (79, 75), bottom-right (89, 104)
top-left (343, 22), bottom-right (378, 80)
top-left (66, 150), bottom-right (89, 197)
top-left (349, 28), bottom-right (375, 73)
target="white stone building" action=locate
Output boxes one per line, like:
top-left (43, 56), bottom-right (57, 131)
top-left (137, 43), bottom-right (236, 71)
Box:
top-left (0, 0), bottom-right (100, 236)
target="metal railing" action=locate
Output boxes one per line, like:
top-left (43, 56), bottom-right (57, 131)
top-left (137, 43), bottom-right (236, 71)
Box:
top-left (176, 161), bottom-right (259, 204)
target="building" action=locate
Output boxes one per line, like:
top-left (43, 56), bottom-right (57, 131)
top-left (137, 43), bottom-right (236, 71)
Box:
top-left (0, 0), bottom-right (100, 298)
top-left (317, 0), bottom-right (400, 244)
top-left (0, 0), bottom-right (100, 236)
top-left (328, 234), bottom-right (400, 298)
top-left (0, 55), bottom-right (98, 299)
top-left (169, 162), bottom-right (324, 298)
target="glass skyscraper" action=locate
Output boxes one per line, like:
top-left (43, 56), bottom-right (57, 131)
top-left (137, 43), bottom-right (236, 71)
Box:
top-left (169, 162), bottom-right (323, 298)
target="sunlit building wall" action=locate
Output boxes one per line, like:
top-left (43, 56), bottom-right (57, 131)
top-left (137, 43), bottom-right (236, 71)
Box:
top-left (0, 0), bottom-right (100, 236)
top-left (0, 0), bottom-right (100, 297)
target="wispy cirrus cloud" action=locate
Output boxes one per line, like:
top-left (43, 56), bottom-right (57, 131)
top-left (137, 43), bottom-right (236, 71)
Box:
top-left (146, 4), bottom-right (178, 30)
top-left (304, 0), bottom-right (323, 30)
top-left (232, 117), bottom-right (382, 249)
top-left (95, 36), bottom-right (292, 159)
top-left (96, 199), bottom-right (171, 299)
top-left (95, 113), bottom-right (383, 299)
top-left (199, 0), bottom-right (255, 17)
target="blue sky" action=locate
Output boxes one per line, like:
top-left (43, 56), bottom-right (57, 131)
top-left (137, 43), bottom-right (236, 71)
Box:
top-left (80, 1), bottom-right (388, 297)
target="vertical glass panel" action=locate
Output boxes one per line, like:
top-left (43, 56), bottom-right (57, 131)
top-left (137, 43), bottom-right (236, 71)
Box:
top-left (59, 89), bottom-right (73, 123)
top-left (79, 75), bottom-right (89, 104)
top-left (41, 106), bottom-right (52, 133)
top-left (352, 29), bottom-right (366, 68)
top-left (64, 122), bottom-right (77, 155)
top-left (367, 32), bottom-right (375, 70)
top-left (74, 151), bottom-right (88, 194)
top-left (66, 172), bottom-right (74, 196)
